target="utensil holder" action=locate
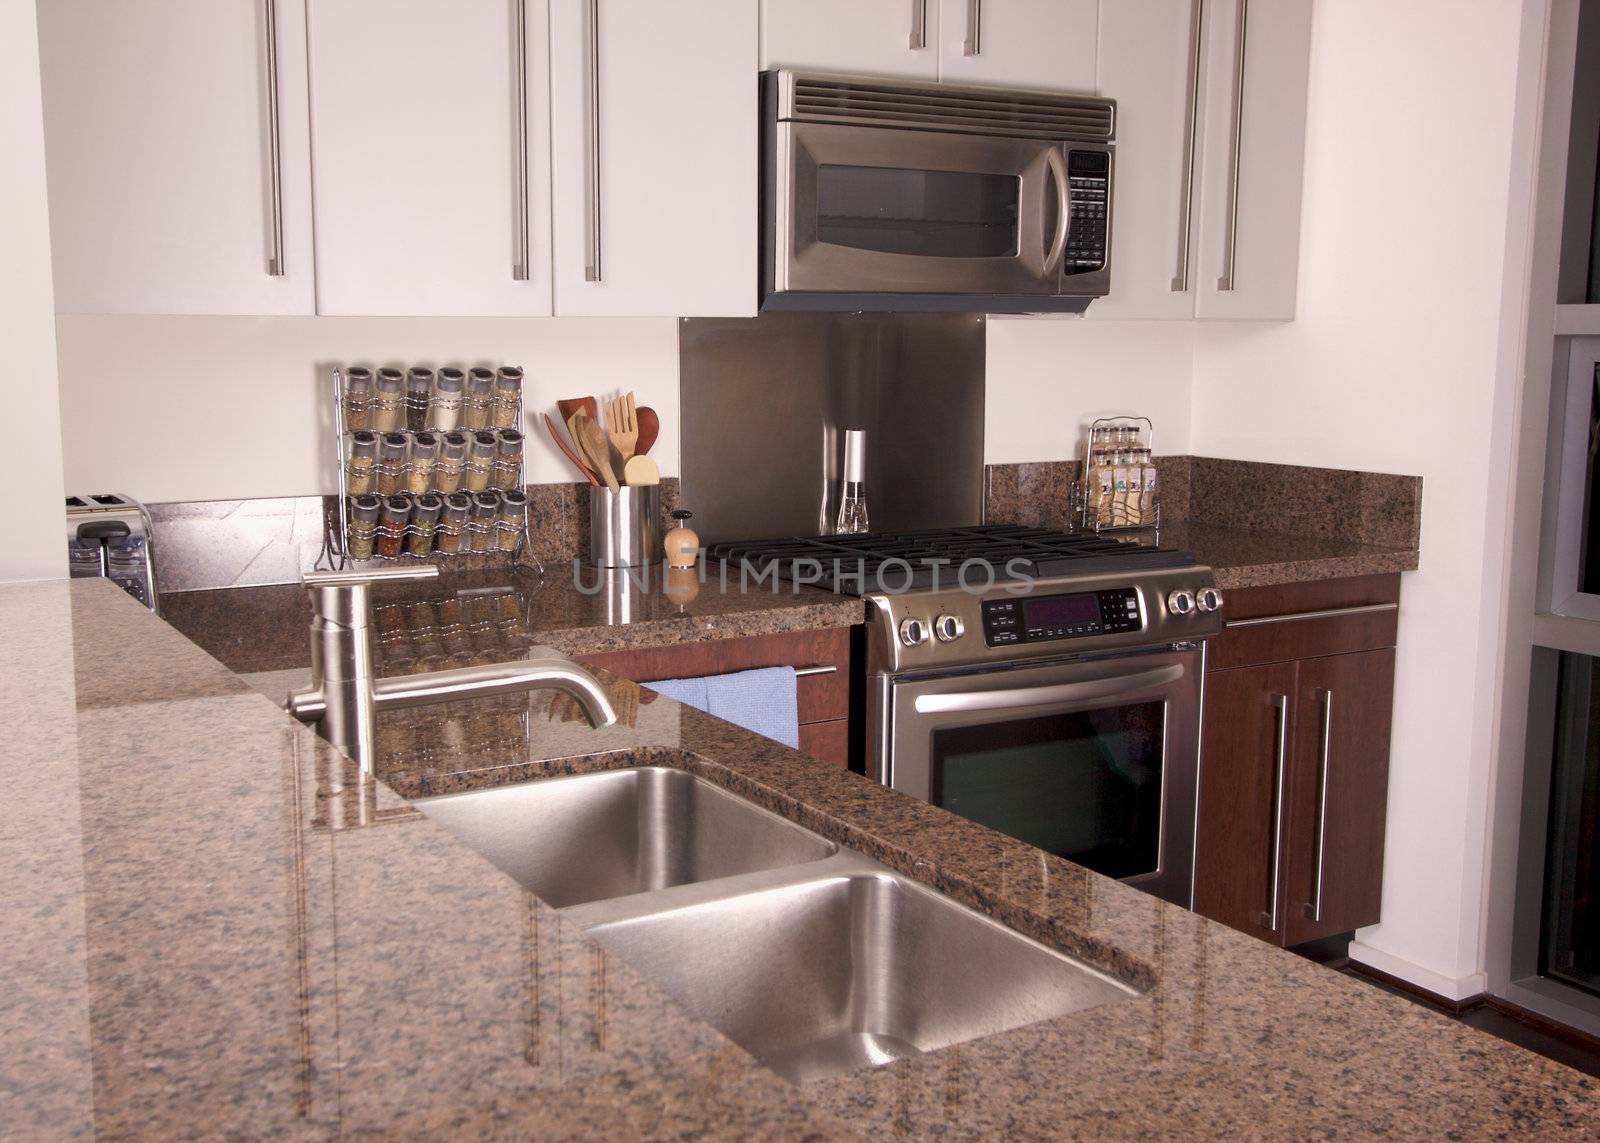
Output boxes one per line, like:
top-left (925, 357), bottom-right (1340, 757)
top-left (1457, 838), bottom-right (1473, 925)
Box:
top-left (589, 486), bottom-right (661, 568)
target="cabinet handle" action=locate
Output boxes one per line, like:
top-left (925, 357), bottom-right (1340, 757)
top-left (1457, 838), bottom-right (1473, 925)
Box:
top-left (1170, 0), bottom-right (1204, 292)
top-left (1306, 688), bottom-right (1332, 923)
top-left (1260, 691), bottom-right (1288, 933)
top-left (512, 0), bottom-right (531, 281)
top-left (263, 0), bottom-right (285, 277)
top-left (794, 664), bottom-right (838, 677)
top-left (1215, 0), bottom-right (1248, 292)
top-left (963, 0), bottom-right (982, 56)
top-left (583, 0), bottom-right (603, 282)
top-left (909, 0), bottom-right (928, 49)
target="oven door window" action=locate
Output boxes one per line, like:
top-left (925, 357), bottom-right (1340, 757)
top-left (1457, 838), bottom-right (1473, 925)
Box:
top-left (814, 165), bottom-right (1020, 258)
top-left (930, 700), bottom-right (1165, 880)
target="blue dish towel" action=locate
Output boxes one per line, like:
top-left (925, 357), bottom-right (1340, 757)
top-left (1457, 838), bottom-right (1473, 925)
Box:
top-left (646, 667), bottom-right (800, 749)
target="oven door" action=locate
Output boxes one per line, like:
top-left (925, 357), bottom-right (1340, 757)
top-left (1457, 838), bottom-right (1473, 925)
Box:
top-left (771, 120), bottom-right (1073, 296)
top-left (887, 647), bottom-right (1201, 906)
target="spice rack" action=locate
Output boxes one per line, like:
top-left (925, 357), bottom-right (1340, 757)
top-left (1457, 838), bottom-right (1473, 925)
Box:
top-left (1081, 415), bottom-right (1161, 533)
top-left (324, 365), bottom-right (537, 571)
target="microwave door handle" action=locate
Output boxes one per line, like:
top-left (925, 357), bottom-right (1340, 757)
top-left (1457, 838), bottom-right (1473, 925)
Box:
top-left (1043, 147), bottom-right (1071, 278)
top-left (913, 664), bottom-right (1184, 715)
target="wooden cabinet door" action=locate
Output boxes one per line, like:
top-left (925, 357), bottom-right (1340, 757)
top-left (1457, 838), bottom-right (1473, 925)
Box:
top-left (1087, 0), bottom-right (1207, 320)
top-left (550, 0), bottom-right (758, 316)
top-left (37, 0), bottom-right (315, 314)
top-left (1283, 649), bottom-right (1395, 945)
top-left (761, 0), bottom-right (940, 79)
top-left (934, 0), bottom-right (1098, 92)
top-left (1194, 661), bottom-right (1298, 944)
top-left (307, 0), bottom-right (553, 316)
top-left (1192, 0), bottom-right (1312, 320)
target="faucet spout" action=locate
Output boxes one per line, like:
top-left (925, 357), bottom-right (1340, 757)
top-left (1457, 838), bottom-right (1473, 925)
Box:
top-left (372, 658), bottom-right (618, 727)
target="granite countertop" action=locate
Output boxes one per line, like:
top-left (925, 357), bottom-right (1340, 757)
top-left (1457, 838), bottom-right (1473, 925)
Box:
top-left (1157, 521), bottom-right (1420, 591)
top-left (5, 578), bottom-right (1590, 1139)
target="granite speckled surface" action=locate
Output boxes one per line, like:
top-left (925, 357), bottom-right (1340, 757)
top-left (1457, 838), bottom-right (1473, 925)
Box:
top-left (6, 578), bottom-right (1596, 1139)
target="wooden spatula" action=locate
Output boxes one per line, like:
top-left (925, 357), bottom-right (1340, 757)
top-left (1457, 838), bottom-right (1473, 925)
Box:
top-left (571, 412), bottom-right (619, 492)
top-left (557, 396), bottom-right (598, 424)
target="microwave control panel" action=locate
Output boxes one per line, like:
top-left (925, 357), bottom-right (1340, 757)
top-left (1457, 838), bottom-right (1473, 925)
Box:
top-left (982, 587), bottom-right (1141, 647)
top-left (1064, 150), bottom-right (1109, 276)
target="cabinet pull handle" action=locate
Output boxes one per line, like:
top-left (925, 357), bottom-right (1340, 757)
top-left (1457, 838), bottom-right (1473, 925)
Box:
top-left (1170, 0), bottom-right (1204, 292)
top-left (963, 0), bottom-right (982, 56)
top-left (794, 664), bottom-right (838, 677)
top-left (1215, 0), bottom-right (1248, 292)
top-left (583, 0), bottom-right (603, 282)
top-left (1306, 688), bottom-right (1332, 923)
top-left (512, 0), bottom-right (530, 281)
top-left (909, 0), bottom-right (928, 49)
top-left (263, 0), bottom-right (285, 277)
top-left (1225, 601), bottom-right (1398, 629)
top-left (1261, 691), bottom-right (1288, 932)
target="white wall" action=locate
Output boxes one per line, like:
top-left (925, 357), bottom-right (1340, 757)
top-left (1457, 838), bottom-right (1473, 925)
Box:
top-left (54, 316), bottom-right (681, 502)
top-left (2, 0), bottom-right (67, 580)
top-left (1190, 0), bottom-right (1527, 998)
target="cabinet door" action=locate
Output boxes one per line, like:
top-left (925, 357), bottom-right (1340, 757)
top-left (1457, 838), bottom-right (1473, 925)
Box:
top-left (1283, 649), bottom-right (1395, 945)
top-left (1088, 0), bottom-right (1207, 320)
top-left (1194, 662), bottom-right (1298, 944)
top-left (1192, 0), bottom-right (1312, 320)
top-left (934, 0), bottom-right (1098, 91)
top-left (308, 0), bottom-right (552, 316)
top-left (761, 0), bottom-right (939, 79)
top-left (550, 0), bottom-right (757, 317)
top-left (37, 0), bottom-right (315, 315)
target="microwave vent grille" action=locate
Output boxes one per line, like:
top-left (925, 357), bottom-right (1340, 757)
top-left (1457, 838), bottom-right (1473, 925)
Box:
top-left (787, 75), bottom-right (1114, 141)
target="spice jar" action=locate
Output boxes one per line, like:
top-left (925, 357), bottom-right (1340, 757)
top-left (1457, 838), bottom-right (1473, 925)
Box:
top-left (346, 430), bottom-right (378, 496)
top-left (492, 429), bottom-right (524, 491)
top-left (343, 366), bottom-right (374, 431)
top-left (468, 492), bottom-right (499, 553)
top-left (431, 367), bottom-right (464, 432)
top-left (377, 495), bottom-right (411, 559)
top-left (405, 366), bottom-right (434, 432)
top-left (491, 365), bottom-right (523, 429)
top-left (495, 489), bottom-right (528, 552)
top-left (373, 368), bottom-right (405, 432)
top-left (437, 492), bottom-right (472, 555)
top-left (436, 431), bottom-right (467, 494)
top-left (464, 367), bottom-right (495, 430)
top-left (346, 494), bottom-right (382, 560)
top-left (376, 432), bottom-right (409, 496)
top-left (466, 431), bottom-right (496, 493)
top-left (408, 431), bottom-right (439, 495)
top-left (408, 492), bottom-right (444, 556)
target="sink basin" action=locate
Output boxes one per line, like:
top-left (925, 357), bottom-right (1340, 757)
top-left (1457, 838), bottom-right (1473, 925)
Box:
top-left (413, 767), bottom-right (836, 909)
top-left (583, 870), bottom-right (1140, 1083)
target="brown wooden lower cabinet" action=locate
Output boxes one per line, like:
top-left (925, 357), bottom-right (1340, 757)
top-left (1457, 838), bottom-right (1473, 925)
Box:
top-left (1194, 574), bottom-right (1399, 947)
top-left (576, 626), bottom-right (855, 768)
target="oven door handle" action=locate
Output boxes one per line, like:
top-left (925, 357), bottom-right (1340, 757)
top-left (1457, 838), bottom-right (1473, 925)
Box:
top-left (912, 664), bottom-right (1184, 715)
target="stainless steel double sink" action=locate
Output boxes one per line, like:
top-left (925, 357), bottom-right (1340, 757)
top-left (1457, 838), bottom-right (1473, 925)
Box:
top-left (415, 767), bottom-right (1139, 1084)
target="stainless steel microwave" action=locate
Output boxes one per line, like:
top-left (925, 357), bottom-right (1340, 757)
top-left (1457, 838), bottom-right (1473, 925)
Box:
top-left (761, 70), bottom-right (1115, 314)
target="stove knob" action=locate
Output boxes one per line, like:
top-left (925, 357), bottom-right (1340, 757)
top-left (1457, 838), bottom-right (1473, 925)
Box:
top-left (899, 617), bottom-right (930, 647)
top-left (1166, 589), bottom-right (1197, 617)
top-left (934, 614), bottom-right (966, 642)
top-left (1197, 587), bottom-right (1225, 613)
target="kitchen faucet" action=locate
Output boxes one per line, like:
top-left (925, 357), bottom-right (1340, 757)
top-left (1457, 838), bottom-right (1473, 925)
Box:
top-left (286, 565), bottom-right (616, 775)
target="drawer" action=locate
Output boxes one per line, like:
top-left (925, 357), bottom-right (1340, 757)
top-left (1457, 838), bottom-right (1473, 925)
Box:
top-left (798, 718), bottom-right (849, 768)
top-left (578, 626), bottom-right (852, 724)
top-left (1210, 574), bottom-right (1401, 671)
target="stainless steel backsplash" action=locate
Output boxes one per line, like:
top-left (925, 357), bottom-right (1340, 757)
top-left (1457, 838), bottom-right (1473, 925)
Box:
top-left (678, 314), bottom-right (986, 543)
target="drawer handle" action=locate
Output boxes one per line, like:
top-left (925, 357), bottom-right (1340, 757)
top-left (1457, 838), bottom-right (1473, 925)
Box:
top-left (1305, 687), bottom-right (1332, 922)
top-left (794, 664), bottom-right (838, 677)
top-left (1225, 602), bottom-right (1398, 629)
top-left (1260, 691), bottom-right (1288, 933)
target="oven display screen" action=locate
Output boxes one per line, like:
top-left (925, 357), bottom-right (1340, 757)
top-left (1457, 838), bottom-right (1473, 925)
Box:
top-left (1023, 593), bottom-right (1102, 630)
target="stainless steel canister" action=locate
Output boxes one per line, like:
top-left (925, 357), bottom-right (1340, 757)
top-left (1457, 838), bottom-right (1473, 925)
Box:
top-left (588, 485), bottom-right (661, 567)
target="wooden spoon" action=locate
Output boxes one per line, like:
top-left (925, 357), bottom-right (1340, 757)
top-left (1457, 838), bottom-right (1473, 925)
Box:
top-left (635, 406), bottom-right (660, 456)
top-left (571, 412), bottom-right (620, 492)
top-left (543, 413), bottom-right (599, 486)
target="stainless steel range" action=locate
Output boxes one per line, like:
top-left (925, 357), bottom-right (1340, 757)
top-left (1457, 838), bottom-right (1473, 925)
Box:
top-left (709, 526), bottom-right (1224, 907)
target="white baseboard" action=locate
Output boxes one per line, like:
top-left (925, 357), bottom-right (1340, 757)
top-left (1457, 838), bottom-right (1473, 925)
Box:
top-left (1348, 941), bottom-right (1488, 1003)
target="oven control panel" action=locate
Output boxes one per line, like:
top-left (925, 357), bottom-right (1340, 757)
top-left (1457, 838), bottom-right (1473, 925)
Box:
top-left (981, 587), bottom-right (1142, 647)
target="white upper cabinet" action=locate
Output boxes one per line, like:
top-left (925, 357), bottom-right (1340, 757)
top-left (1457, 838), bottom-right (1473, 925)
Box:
top-left (762, 0), bottom-right (939, 78)
top-left (1191, 0), bottom-right (1312, 320)
top-left (307, 0), bottom-right (553, 317)
top-left (935, 0), bottom-right (1099, 91)
top-left (549, 0), bottom-right (757, 317)
top-left (37, 0), bottom-right (315, 315)
top-left (1092, 0), bottom-right (1312, 322)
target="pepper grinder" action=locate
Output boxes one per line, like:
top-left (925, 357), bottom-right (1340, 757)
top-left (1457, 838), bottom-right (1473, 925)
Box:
top-left (664, 509), bottom-right (699, 569)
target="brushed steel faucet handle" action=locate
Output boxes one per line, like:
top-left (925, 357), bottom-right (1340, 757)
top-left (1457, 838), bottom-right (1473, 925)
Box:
top-left (300, 565), bottom-right (440, 588)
